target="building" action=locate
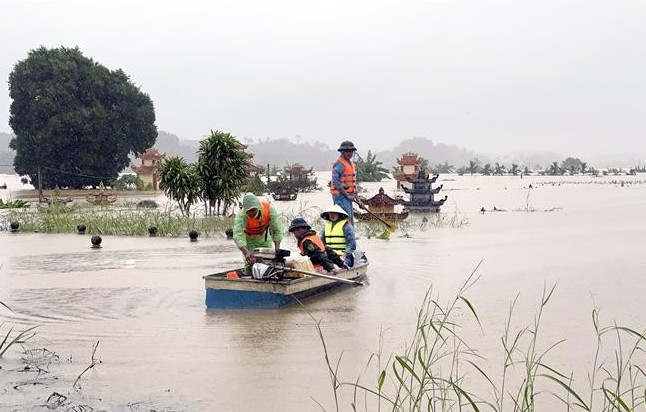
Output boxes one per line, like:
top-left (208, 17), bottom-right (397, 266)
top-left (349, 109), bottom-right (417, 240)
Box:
top-left (392, 151), bottom-right (423, 190)
top-left (131, 147), bottom-right (165, 190)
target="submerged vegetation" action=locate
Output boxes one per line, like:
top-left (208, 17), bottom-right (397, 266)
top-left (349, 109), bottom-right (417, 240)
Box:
top-left (312, 265), bottom-right (646, 411)
top-left (0, 202), bottom-right (233, 237)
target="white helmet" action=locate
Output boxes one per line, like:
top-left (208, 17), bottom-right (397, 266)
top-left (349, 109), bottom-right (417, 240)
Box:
top-left (320, 204), bottom-right (349, 221)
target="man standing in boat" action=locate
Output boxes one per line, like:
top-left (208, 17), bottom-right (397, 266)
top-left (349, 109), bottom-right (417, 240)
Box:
top-left (233, 193), bottom-right (284, 276)
top-left (330, 140), bottom-right (364, 224)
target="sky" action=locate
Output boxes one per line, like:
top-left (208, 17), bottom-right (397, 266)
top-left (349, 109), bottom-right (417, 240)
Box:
top-left (2, 0), bottom-right (646, 158)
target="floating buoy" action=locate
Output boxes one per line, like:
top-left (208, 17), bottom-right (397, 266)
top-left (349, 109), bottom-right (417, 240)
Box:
top-left (148, 226), bottom-right (158, 237)
top-left (9, 221), bottom-right (19, 233)
top-left (189, 230), bottom-right (199, 242)
top-left (77, 224), bottom-right (86, 234)
top-left (91, 235), bottom-right (102, 249)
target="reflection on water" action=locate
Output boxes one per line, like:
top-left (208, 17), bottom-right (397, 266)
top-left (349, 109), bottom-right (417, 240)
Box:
top-left (1, 173), bottom-right (646, 411)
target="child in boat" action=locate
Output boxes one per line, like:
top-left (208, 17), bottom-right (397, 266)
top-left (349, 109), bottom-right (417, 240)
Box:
top-left (320, 204), bottom-right (357, 267)
top-left (288, 217), bottom-right (346, 273)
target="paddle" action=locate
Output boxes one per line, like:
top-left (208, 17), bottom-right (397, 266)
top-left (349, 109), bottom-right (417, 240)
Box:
top-left (352, 198), bottom-right (396, 232)
top-left (285, 267), bottom-right (364, 286)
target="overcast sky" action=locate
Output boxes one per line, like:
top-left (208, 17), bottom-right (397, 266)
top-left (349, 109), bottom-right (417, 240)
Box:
top-left (2, 0), bottom-right (646, 157)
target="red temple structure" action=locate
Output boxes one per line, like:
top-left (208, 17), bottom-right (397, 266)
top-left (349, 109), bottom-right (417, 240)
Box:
top-left (356, 187), bottom-right (409, 222)
top-left (131, 147), bottom-right (165, 190)
top-left (392, 151), bottom-right (424, 189)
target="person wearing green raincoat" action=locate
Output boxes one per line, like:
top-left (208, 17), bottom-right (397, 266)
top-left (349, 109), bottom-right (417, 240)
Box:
top-left (233, 193), bottom-right (284, 275)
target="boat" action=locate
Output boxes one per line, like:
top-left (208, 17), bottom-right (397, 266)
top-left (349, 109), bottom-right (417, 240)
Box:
top-left (203, 262), bottom-right (368, 309)
top-left (271, 191), bottom-right (298, 201)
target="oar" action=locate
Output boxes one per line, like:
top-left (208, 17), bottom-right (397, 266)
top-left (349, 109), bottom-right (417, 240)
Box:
top-left (285, 268), bottom-right (364, 286)
top-left (353, 198), bottom-right (396, 232)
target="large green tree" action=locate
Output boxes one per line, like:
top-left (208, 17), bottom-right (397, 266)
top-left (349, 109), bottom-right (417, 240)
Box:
top-left (8, 46), bottom-right (157, 189)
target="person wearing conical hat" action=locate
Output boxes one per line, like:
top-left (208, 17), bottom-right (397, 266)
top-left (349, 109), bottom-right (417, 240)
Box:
top-left (233, 193), bottom-right (284, 276)
top-left (329, 140), bottom-right (364, 224)
top-left (288, 217), bottom-right (345, 273)
top-left (320, 204), bottom-right (357, 267)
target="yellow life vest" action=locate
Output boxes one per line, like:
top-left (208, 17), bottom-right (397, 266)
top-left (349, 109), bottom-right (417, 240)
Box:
top-left (324, 219), bottom-right (348, 254)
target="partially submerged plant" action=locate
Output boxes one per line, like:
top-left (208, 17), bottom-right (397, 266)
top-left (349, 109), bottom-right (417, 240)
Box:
top-left (310, 263), bottom-right (646, 411)
top-left (0, 323), bottom-right (37, 357)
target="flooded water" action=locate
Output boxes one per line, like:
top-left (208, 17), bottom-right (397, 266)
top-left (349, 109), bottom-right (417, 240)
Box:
top-left (1, 172), bottom-right (646, 411)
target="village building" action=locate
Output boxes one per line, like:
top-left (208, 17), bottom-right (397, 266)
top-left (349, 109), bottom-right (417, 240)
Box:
top-left (131, 147), bottom-right (165, 190)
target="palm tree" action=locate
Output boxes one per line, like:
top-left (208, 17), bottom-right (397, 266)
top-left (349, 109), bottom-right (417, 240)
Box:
top-left (468, 159), bottom-right (480, 175)
top-left (434, 161), bottom-right (454, 174)
top-left (196, 130), bottom-right (249, 216)
top-left (158, 156), bottom-right (200, 216)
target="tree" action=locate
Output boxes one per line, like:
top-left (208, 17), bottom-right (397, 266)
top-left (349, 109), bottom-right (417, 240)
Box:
top-left (434, 161), bottom-right (454, 174)
top-left (493, 162), bottom-right (506, 176)
top-left (547, 162), bottom-right (562, 176)
top-left (356, 150), bottom-right (390, 182)
top-left (196, 130), bottom-right (249, 216)
top-left (111, 174), bottom-right (145, 190)
top-left (468, 159), bottom-right (480, 175)
top-left (561, 157), bottom-right (585, 175)
top-left (8, 46), bottom-right (156, 189)
top-left (158, 156), bottom-right (201, 216)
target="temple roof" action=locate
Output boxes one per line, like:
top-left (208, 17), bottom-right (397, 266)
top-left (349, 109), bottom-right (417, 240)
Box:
top-left (284, 162), bottom-right (313, 174)
top-left (137, 147), bottom-right (165, 160)
top-left (396, 151), bottom-right (422, 166)
top-left (363, 187), bottom-right (401, 206)
top-left (247, 163), bottom-right (265, 174)
top-left (131, 165), bottom-right (157, 174)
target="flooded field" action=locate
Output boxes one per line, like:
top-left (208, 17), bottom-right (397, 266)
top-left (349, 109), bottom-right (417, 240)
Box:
top-left (1, 172), bottom-right (646, 411)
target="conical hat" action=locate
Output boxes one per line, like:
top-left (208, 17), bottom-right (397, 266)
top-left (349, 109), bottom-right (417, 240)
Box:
top-left (320, 204), bottom-right (349, 220)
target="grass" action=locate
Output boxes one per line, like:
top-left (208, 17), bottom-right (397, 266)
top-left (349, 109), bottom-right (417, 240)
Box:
top-left (0, 202), bottom-right (234, 237)
top-left (311, 263), bottom-right (646, 411)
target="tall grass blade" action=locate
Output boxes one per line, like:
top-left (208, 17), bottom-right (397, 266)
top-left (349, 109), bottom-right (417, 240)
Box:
top-left (539, 374), bottom-right (590, 411)
top-left (459, 296), bottom-right (481, 327)
top-left (601, 387), bottom-right (632, 412)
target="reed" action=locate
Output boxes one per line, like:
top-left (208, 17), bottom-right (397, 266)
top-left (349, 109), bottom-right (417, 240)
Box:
top-left (0, 323), bottom-right (37, 357)
top-left (1, 203), bottom-right (233, 237)
top-left (312, 263), bottom-right (646, 411)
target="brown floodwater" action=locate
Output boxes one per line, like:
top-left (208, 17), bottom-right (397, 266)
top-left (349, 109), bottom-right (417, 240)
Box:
top-left (1, 173), bottom-right (646, 411)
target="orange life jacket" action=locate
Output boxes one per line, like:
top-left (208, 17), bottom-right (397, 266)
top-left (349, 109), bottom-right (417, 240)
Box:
top-left (329, 156), bottom-right (356, 195)
top-left (297, 232), bottom-right (326, 271)
top-left (243, 200), bottom-right (271, 236)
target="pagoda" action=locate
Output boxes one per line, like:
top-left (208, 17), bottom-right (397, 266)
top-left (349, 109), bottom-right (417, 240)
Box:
top-left (356, 187), bottom-right (408, 222)
top-left (392, 151), bottom-right (423, 190)
top-left (131, 147), bottom-right (165, 190)
top-left (268, 162), bottom-right (318, 200)
top-left (400, 169), bottom-right (448, 213)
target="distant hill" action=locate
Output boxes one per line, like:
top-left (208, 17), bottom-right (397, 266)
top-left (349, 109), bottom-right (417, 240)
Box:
top-left (153, 130), bottom-right (199, 163)
top-left (3, 129), bottom-right (645, 174)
